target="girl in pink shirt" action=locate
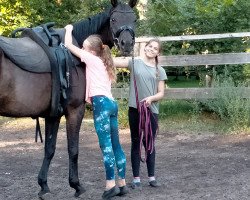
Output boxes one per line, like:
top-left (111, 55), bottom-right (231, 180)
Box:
top-left (64, 25), bottom-right (128, 200)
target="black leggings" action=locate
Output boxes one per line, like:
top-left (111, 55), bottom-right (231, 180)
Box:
top-left (128, 107), bottom-right (158, 177)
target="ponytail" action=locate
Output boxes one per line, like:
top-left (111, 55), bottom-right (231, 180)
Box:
top-left (101, 45), bottom-right (117, 83)
top-left (155, 56), bottom-right (160, 80)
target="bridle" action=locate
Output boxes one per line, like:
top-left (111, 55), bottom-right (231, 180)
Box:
top-left (109, 10), bottom-right (135, 47)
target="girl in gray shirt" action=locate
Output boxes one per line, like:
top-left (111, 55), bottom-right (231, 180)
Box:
top-left (114, 38), bottom-right (167, 189)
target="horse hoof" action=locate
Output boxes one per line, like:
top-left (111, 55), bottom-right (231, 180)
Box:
top-left (38, 189), bottom-right (51, 199)
top-left (74, 187), bottom-right (86, 197)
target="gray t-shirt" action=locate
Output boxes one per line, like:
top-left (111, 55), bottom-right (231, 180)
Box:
top-left (128, 58), bottom-right (167, 114)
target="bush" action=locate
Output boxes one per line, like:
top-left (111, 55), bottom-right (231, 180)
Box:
top-left (199, 69), bottom-right (250, 133)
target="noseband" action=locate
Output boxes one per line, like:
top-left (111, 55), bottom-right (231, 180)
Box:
top-left (110, 10), bottom-right (135, 46)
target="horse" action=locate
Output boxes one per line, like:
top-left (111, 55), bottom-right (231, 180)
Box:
top-left (0, 0), bottom-right (137, 198)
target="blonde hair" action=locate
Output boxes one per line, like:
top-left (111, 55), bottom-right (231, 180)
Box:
top-left (145, 38), bottom-right (162, 79)
top-left (85, 35), bottom-right (116, 82)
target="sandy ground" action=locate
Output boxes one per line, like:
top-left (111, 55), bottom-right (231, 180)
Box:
top-left (0, 118), bottom-right (250, 200)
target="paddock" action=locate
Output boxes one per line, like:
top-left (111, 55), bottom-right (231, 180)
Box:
top-left (0, 117), bottom-right (249, 200)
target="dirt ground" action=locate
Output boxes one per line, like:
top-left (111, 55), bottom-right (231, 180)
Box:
top-left (0, 118), bottom-right (250, 200)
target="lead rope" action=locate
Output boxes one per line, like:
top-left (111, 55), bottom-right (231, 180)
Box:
top-left (132, 56), bottom-right (155, 163)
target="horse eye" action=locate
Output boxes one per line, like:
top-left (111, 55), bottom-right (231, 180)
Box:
top-left (111, 18), bottom-right (116, 22)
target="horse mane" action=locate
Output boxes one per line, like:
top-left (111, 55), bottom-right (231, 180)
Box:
top-left (115, 2), bottom-right (130, 10)
top-left (72, 10), bottom-right (110, 47)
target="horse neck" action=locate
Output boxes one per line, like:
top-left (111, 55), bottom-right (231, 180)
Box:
top-left (72, 11), bottom-right (111, 46)
top-left (98, 24), bottom-right (114, 49)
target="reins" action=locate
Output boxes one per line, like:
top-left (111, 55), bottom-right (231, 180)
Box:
top-left (131, 56), bottom-right (156, 162)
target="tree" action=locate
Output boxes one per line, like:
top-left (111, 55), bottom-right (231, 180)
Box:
top-left (0, 0), bottom-right (35, 36)
top-left (138, 0), bottom-right (250, 83)
top-left (0, 0), bottom-right (108, 36)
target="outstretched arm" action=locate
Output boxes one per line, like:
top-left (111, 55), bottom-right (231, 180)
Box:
top-left (64, 24), bottom-right (82, 59)
top-left (113, 57), bottom-right (130, 68)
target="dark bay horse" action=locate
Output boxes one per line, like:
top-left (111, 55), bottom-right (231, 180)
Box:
top-left (0, 0), bottom-right (137, 198)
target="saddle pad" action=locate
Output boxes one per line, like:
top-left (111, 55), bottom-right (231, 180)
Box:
top-left (0, 36), bottom-right (51, 73)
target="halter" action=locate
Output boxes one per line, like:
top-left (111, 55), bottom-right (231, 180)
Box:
top-left (110, 10), bottom-right (135, 46)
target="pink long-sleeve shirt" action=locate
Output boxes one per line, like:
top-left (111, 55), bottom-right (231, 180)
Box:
top-left (79, 50), bottom-right (113, 103)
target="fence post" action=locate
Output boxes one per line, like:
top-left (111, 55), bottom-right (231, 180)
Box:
top-left (135, 41), bottom-right (146, 57)
top-left (205, 65), bottom-right (212, 87)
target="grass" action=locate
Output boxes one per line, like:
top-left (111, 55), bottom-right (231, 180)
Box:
top-left (166, 76), bottom-right (201, 88)
top-left (1, 102), bottom-right (248, 135)
top-left (115, 98), bottom-right (239, 134)
top-left (158, 99), bottom-right (230, 135)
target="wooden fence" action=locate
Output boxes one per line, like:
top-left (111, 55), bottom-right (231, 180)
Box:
top-left (112, 32), bottom-right (250, 99)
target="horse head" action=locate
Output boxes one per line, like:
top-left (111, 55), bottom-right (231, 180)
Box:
top-left (109, 0), bottom-right (138, 56)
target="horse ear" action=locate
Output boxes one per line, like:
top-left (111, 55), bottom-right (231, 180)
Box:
top-left (111, 0), bottom-right (118, 7)
top-left (128, 0), bottom-right (138, 8)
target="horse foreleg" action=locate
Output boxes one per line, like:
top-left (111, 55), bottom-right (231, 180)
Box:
top-left (66, 106), bottom-right (85, 197)
top-left (38, 117), bottom-right (60, 198)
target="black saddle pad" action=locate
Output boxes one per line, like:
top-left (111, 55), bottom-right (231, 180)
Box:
top-left (0, 35), bottom-right (51, 73)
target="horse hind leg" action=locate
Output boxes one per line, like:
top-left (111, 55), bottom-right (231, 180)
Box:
top-left (37, 117), bottom-right (60, 198)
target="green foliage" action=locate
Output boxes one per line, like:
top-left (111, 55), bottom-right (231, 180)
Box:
top-left (115, 68), bottom-right (130, 88)
top-left (138, 0), bottom-right (250, 83)
top-left (159, 99), bottom-right (195, 119)
top-left (158, 99), bottom-right (229, 134)
top-left (0, 0), bottom-right (35, 36)
top-left (243, 64), bottom-right (250, 85)
top-left (71, 0), bottom-right (111, 21)
top-left (27, 0), bottom-right (83, 27)
top-left (117, 99), bottom-right (129, 128)
top-left (199, 69), bottom-right (250, 133)
top-left (0, 0), bottom-right (112, 36)
top-left (166, 76), bottom-right (201, 88)
top-left (138, 0), bottom-right (183, 36)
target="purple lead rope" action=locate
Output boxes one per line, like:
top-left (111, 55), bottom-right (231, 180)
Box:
top-left (138, 101), bottom-right (155, 162)
top-left (132, 57), bottom-right (155, 162)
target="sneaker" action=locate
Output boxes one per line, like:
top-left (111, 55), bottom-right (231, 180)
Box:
top-left (131, 181), bottom-right (142, 189)
top-left (116, 185), bottom-right (129, 196)
top-left (149, 180), bottom-right (160, 187)
top-left (102, 186), bottom-right (120, 200)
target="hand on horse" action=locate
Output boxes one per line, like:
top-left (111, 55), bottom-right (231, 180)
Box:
top-left (64, 24), bottom-right (73, 32)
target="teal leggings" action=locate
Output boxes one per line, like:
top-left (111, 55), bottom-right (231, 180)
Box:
top-left (91, 95), bottom-right (126, 180)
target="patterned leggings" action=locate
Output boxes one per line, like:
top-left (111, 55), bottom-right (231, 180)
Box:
top-left (91, 95), bottom-right (126, 180)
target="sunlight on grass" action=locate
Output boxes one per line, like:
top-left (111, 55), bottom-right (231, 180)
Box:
top-left (159, 113), bottom-right (226, 135)
top-left (0, 117), bottom-right (37, 130)
top-left (158, 100), bottom-right (239, 135)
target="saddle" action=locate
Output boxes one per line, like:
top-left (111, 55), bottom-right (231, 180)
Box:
top-left (0, 22), bottom-right (79, 117)
top-left (0, 36), bottom-right (51, 72)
